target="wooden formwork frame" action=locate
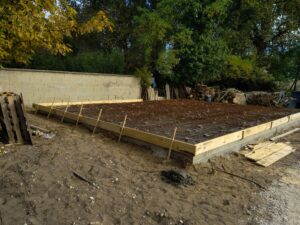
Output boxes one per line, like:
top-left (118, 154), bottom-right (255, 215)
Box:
top-left (33, 99), bottom-right (300, 162)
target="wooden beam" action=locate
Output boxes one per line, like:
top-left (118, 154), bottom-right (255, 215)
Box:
top-left (196, 131), bottom-right (243, 155)
top-left (33, 103), bottom-right (196, 155)
top-left (290, 112), bottom-right (300, 121)
top-left (242, 122), bottom-right (272, 138)
top-left (38, 99), bottom-right (143, 107)
top-left (271, 116), bottom-right (289, 128)
top-left (33, 102), bottom-right (300, 160)
top-left (270, 128), bottom-right (300, 141)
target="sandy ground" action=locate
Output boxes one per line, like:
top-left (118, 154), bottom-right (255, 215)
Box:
top-left (0, 113), bottom-right (299, 225)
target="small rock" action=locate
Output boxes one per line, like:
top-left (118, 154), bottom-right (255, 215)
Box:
top-left (203, 134), bottom-right (210, 138)
top-left (179, 220), bottom-right (184, 224)
top-left (0, 197), bottom-right (5, 205)
top-left (89, 222), bottom-right (100, 225)
top-left (184, 137), bottom-right (191, 142)
top-left (223, 199), bottom-right (230, 206)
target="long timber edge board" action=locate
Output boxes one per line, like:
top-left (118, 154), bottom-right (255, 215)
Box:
top-left (33, 102), bottom-right (300, 164)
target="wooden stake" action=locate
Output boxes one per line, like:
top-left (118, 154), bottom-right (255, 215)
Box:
top-left (92, 109), bottom-right (103, 136)
top-left (75, 104), bottom-right (84, 127)
top-left (167, 127), bottom-right (177, 160)
top-left (47, 98), bottom-right (56, 118)
top-left (61, 102), bottom-right (70, 122)
top-left (118, 114), bottom-right (127, 142)
top-left (35, 104), bottom-right (39, 115)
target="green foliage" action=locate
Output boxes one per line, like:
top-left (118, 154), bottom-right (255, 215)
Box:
top-left (4, 0), bottom-right (300, 90)
top-left (224, 55), bottom-right (254, 79)
top-left (16, 49), bottom-right (125, 74)
top-left (216, 55), bottom-right (276, 91)
top-left (156, 50), bottom-right (179, 81)
top-left (134, 67), bottom-right (152, 88)
top-left (0, 0), bottom-right (111, 66)
top-left (176, 35), bottom-right (228, 84)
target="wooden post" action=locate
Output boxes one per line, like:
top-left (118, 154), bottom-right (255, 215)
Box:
top-left (92, 109), bottom-right (103, 136)
top-left (165, 83), bottom-right (171, 100)
top-left (75, 104), bottom-right (84, 127)
top-left (167, 127), bottom-right (177, 160)
top-left (118, 114), bottom-right (127, 142)
top-left (61, 102), bottom-right (70, 122)
top-left (47, 98), bottom-right (56, 118)
top-left (35, 104), bottom-right (40, 115)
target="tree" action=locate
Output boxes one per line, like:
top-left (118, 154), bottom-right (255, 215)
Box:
top-left (0, 0), bottom-right (111, 65)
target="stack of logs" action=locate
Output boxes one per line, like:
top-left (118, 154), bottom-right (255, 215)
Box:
top-left (187, 84), bottom-right (220, 100)
top-left (0, 92), bottom-right (32, 144)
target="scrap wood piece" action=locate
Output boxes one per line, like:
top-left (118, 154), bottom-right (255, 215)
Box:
top-left (30, 124), bottom-right (50, 133)
top-left (270, 128), bottom-right (300, 141)
top-left (244, 141), bottom-right (295, 167)
top-left (72, 171), bottom-right (99, 188)
top-left (245, 142), bottom-right (292, 161)
top-left (256, 147), bottom-right (295, 167)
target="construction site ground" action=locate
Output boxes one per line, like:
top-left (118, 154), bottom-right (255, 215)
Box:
top-left (0, 113), bottom-right (299, 225)
top-left (64, 100), bottom-right (295, 143)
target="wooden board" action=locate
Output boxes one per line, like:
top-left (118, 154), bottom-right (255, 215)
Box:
top-left (271, 116), bottom-right (289, 128)
top-left (7, 96), bottom-right (23, 142)
top-left (243, 122), bottom-right (272, 138)
top-left (256, 146), bottom-right (295, 167)
top-left (290, 112), bottom-right (300, 121)
top-left (38, 99), bottom-right (143, 107)
top-left (270, 128), bottom-right (300, 141)
top-left (245, 142), bottom-right (292, 161)
top-left (196, 131), bottom-right (243, 155)
top-left (33, 104), bottom-right (196, 155)
top-left (33, 101), bottom-right (300, 162)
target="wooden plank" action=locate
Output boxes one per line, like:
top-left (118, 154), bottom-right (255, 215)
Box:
top-left (196, 131), bottom-right (243, 155)
top-left (14, 95), bottom-right (33, 145)
top-left (0, 97), bottom-right (16, 143)
top-left (123, 127), bottom-right (196, 154)
top-left (270, 128), bottom-right (300, 141)
top-left (38, 99), bottom-right (143, 107)
top-left (34, 104), bottom-right (196, 155)
top-left (243, 122), bottom-right (272, 138)
top-left (7, 96), bottom-right (23, 143)
top-left (290, 112), bottom-right (300, 121)
top-left (245, 142), bottom-right (291, 161)
top-left (256, 146), bottom-right (295, 167)
top-left (271, 116), bottom-right (289, 128)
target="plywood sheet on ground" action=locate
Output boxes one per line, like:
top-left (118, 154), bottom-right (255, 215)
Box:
top-left (245, 141), bottom-right (295, 167)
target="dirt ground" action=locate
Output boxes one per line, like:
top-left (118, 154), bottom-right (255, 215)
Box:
top-left (64, 100), bottom-right (296, 143)
top-left (0, 113), bottom-right (299, 225)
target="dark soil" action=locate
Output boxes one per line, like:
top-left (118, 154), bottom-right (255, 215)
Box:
top-left (63, 100), bottom-right (297, 144)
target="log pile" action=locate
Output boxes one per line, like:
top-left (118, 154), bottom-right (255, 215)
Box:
top-left (187, 84), bottom-right (219, 100)
top-left (0, 92), bottom-right (32, 144)
top-left (245, 92), bottom-right (288, 107)
top-left (218, 88), bottom-right (246, 105)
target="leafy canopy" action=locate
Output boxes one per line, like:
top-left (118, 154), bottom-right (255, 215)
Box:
top-left (0, 0), bottom-right (111, 65)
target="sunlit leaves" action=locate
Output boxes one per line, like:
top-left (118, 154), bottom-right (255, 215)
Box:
top-left (0, 0), bottom-right (111, 65)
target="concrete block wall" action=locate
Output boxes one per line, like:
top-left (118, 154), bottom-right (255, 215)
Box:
top-left (0, 68), bottom-right (141, 106)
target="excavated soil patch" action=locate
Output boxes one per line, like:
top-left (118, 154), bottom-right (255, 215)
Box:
top-left (63, 100), bottom-right (296, 144)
